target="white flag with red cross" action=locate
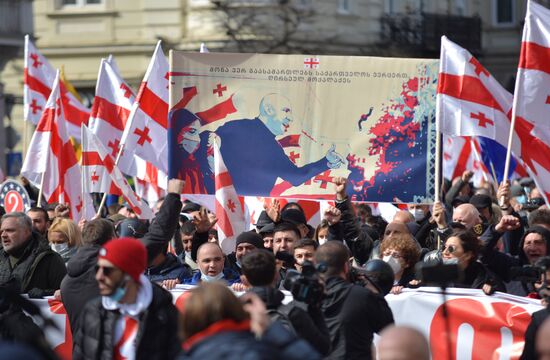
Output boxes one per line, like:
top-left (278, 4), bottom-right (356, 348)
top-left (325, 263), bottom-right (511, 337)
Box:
top-left (512, 0), bottom-right (550, 204)
top-left (87, 58), bottom-right (137, 174)
top-left (437, 36), bottom-right (519, 152)
top-left (213, 140), bottom-right (246, 254)
top-left (81, 124), bottom-right (154, 219)
top-left (120, 41), bottom-right (170, 174)
top-left (21, 71), bottom-right (95, 220)
top-left (24, 35), bottom-right (90, 141)
top-left (442, 135), bottom-right (491, 187)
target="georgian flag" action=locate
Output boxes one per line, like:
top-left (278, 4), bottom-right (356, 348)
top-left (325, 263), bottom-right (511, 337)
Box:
top-left (437, 36), bottom-right (521, 155)
top-left (213, 140), bottom-right (246, 254)
top-left (512, 0), bottom-right (550, 204)
top-left (81, 124), bottom-right (154, 219)
top-left (120, 41), bottom-right (170, 174)
top-left (24, 35), bottom-right (90, 141)
top-left (21, 71), bottom-right (95, 220)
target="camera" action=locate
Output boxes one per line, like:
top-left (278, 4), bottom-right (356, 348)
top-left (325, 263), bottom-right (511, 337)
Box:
top-left (283, 260), bottom-right (326, 305)
top-left (522, 198), bottom-right (545, 211)
top-left (416, 259), bottom-right (462, 286)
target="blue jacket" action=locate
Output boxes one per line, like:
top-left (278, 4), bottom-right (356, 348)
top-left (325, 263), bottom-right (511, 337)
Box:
top-left (216, 118), bottom-right (328, 196)
top-left (181, 267), bottom-right (241, 285)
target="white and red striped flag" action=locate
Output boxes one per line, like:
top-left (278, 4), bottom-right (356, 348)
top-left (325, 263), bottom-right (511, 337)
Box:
top-left (213, 140), bottom-right (246, 254)
top-left (88, 58), bottom-right (137, 174)
top-left (437, 36), bottom-right (518, 150)
top-left (21, 71), bottom-right (95, 220)
top-left (120, 41), bottom-right (169, 174)
top-left (512, 0), bottom-right (550, 204)
top-left (81, 124), bottom-right (154, 219)
top-left (24, 35), bottom-right (89, 141)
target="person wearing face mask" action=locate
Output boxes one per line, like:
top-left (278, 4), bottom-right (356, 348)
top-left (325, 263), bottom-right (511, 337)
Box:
top-left (407, 203), bottom-right (435, 249)
top-left (182, 242), bottom-right (240, 285)
top-left (440, 229), bottom-right (505, 293)
top-left (48, 217), bottom-right (81, 264)
top-left (314, 220), bottom-right (329, 245)
top-left (380, 233), bottom-right (420, 294)
top-left (169, 108), bottom-right (214, 194)
top-left (72, 237), bottom-right (180, 360)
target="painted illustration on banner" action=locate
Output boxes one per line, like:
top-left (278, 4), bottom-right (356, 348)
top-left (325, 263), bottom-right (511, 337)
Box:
top-left (168, 53), bottom-right (438, 202)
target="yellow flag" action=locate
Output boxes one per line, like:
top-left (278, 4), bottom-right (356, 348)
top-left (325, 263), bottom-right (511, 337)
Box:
top-left (60, 65), bottom-right (82, 102)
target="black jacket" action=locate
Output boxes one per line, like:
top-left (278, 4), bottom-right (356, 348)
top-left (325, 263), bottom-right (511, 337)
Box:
top-left (520, 307), bottom-right (550, 360)
top-left (60, 193), bottom-right (182, 332)
top-left (146, 252), bottom-right (192, 284)
top-left (322, 276), bottom-right (394, 360)
top-left (250, 286), bottom-right (331, 355)
top-left (328, 197), bottom-right (373, 265)
top-left (60, 244), bottom-right (102, 331)
top-left (179, 321), bottom-right (321, 360)
top-left (72, 283), bottom-right (180, 360)
top-left (0, 231), bottom-right (66, 294)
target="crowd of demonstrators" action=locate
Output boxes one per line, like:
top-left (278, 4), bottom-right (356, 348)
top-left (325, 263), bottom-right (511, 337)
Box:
top-left (3, 167), bottom-right (550, 360)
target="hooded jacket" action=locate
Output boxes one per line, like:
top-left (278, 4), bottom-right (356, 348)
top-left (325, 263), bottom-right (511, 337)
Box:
top-left (60, 244), bottom-right (102, 331)
top-left (146, 253), bottom-right (192, 284)
top-left (250, 286), bottom-right (331, 355)
top-left (322, 276), bottom-right (394, 360)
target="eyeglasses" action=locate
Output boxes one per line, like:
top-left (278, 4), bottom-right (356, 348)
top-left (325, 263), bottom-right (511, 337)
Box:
top-left (443, 245), bottom-right (457, 254)
top-left (95, 264), bottom-right (118, 277)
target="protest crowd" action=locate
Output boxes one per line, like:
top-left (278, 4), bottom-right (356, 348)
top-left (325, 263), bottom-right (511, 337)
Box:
top-left (3, 1), bottom-right (550, 359)
top-left (1, 172), bottom-right (550, 360)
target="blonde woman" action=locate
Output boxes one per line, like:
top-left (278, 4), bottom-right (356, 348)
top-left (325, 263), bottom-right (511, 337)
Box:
top-left (48, 217), bottom-right (82, 263)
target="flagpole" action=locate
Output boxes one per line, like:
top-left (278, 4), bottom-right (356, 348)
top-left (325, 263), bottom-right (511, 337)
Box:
top-left (501, 64), bottom-right (523, 205)
top-left (37, 170), bottom-right (46, 207)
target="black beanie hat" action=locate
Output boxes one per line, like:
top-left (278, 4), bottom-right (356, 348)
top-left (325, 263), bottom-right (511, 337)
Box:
top-left (235, 231), bottom-right (264, 249)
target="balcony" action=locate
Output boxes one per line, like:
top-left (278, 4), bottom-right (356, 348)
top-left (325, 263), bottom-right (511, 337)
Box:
top-left (380, 12), bottom-right (482, 57)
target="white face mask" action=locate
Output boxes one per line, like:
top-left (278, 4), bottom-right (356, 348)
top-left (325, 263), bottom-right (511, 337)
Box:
top-left (200, 271), bottom-right (224, 283)
top-left (51, 243), bottom-right (69, 254)
top-left (412, 208), bottom-right (425, 222)
top-left (318, 236), bottom-right (328, 245)
top-left (383, 255), bottom-right (403, 275)
top-left (442, 257), bottom-right (459, 265)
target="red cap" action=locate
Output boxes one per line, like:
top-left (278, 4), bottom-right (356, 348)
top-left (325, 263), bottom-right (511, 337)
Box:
top-left (98, 237), bottom-right (147, 282)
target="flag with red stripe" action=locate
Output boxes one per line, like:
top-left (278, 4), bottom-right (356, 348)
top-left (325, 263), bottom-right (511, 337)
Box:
top-left (437, 36), bottom-right (520, 154)
top-left (513, 0), bottom-right (550, 204)
top-left (24, 35), bottom-right (90, 141)
top-left (213, 140), bottom-right (246, 254)
top-left (21, 71), bottom-right (95, 220)
top-left (81, 124), bottom-right (154, 219)
top-left (120, 41), bottom-right (170, 174)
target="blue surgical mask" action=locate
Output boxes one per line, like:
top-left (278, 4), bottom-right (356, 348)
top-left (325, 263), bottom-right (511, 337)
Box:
top-left (108, 277), bottom-right (129, 302)
top-left (516, 195), bottom-right (527, 205)
top-left (200, 271), bottom-right (224, 282)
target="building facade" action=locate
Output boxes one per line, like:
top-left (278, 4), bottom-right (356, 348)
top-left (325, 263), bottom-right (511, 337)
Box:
top-left (0, 0), bottom-right (537, 159)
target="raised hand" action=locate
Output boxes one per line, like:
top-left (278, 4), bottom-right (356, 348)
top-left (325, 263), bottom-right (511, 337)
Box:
top-left (333, 176), bottom-right (347, 201)
top-left (324, 206), bottom-right (342, 225)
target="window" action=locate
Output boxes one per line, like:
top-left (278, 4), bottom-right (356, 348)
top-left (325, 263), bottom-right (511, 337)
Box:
top-left (61, 0), bottom-right (102, 6)
top-left (338, 0), bottom-right (351, 14)
top-left (492, 0), bottom-right (515, 26)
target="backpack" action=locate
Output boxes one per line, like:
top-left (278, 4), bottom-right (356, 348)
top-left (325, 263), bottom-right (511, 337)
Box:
top-left (266, 303), bottom-right (296, 335)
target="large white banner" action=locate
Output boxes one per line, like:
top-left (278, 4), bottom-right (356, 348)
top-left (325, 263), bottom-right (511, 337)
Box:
top-left (31, 287), bottom-right (543, 360)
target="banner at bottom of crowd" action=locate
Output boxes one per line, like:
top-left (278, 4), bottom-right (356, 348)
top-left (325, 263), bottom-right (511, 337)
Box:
top-left (168, 52), bottom-right (438, 203)
top-left (33, 287), bottom-right (542, 360)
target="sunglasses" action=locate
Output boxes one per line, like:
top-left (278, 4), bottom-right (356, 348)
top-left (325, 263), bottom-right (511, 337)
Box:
top-left (443, 245), bottom-right (457, 254)
top-left (94, 264), bottom-right (118, 277)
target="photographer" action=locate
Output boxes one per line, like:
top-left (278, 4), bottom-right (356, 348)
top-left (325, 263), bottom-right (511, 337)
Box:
top-left (316, 241), bottom-right (393, 360)
top-left (240, 250), bottom-right (330, 356)
top-left (520, 256), bottom-right (550, 360)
